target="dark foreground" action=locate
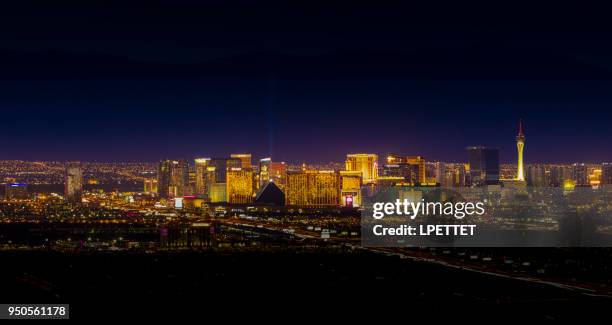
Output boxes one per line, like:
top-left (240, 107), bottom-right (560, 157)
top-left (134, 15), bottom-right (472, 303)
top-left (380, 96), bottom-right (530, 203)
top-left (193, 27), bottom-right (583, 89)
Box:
top-left (1, 249), bottom-right (611, 320)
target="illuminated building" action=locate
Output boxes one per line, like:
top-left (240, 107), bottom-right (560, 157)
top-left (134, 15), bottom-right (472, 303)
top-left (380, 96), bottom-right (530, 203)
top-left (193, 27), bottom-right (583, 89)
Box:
top-left (170, 160), bottom-right (189, 197)
top-left (157, 159), bottom-right (189, 198)
top-left (345, 154), bottom-right (378, 184)
top-left (209, 182), bottom-right (226, 203)
top-left (340, 170), bottom-right (362, 207)
top-left (602, 163), bottom-right (612, 185)
top-left (180, 196), bottom-right (204, 209)
top-left (259, 158), bottom-right (272, 188)
top-left (407, 156), bottom-right (426, 184)
top-left (259, 158), bottom-right (287, 189)
top-left (386, 154), bottom-right (402, 164)
top-left (563, 179), bottom-right (576, 192)
top-left (187, 169), bottom-right (196, 195)
top-left (194, 158), bottom-right (211, 196)
top-left (64, 163), bottom-right (83, 202)
top-left (466, 147), bottom-right (499, 186)
top-left (144, 178), bottom-right (158, 195)
top-left (382, 154), bottom-right (426, 184)
top-left (382, 163), bottom-right (412, 178)
top-left (285, 170), bottom-right (340, 206)
top-left (226, 167), bottom-right (254, 204)
top-left (174, 197), bottom-right (184, 209)
top-left (5, 183), bottom-right (28, 200)
top-left (572, 163), bottom-right (588, 186)
top-left (231, 153), bottom-right (252, 168)
top-left (157, 160), bottom-right (172, 198)
top-left (270, 161), bottom-right (287, 188)
top-left (203, 166), bottom-right (217, 199)
top-left (376, 176), bottom-right (407, 187)
top-left (589, 168), bottom-right (602, 187)
top-left (210, 157), bottom-right (241, 183)
top-left (516, 119), bottom-right (525, 181)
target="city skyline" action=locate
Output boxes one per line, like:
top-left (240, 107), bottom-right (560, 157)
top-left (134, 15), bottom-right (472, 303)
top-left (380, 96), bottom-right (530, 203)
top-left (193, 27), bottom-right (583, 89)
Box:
top-left (2, 2), bottom-right (612, 318)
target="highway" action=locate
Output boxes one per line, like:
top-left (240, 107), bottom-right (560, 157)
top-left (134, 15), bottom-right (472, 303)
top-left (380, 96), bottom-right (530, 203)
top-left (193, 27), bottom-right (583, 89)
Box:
top-left (219, 216), bottom-right (612, 298)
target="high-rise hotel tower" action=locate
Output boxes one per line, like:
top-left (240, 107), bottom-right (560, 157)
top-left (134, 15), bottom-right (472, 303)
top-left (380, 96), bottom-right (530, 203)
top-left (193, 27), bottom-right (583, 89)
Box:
top-left (345, 154), bottom-right (378, 184)
top-left (516, 119), bottom-right (526, 181)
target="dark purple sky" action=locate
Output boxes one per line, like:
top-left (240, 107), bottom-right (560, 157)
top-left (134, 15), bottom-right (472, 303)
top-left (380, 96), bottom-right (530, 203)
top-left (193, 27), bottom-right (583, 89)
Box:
top-left (1, 2), bottom-right (611, 163)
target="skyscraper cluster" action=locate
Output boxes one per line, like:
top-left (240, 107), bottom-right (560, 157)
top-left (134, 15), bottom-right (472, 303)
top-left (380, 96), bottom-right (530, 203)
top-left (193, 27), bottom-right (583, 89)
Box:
top-left (95, 119), bottom-right (608, 209)
top-left (16, 119), bottom-right (603, 207)
top-left (156, 155), bottom-right (288, 205)
top-left (152, 151), bottom-right (420, 208)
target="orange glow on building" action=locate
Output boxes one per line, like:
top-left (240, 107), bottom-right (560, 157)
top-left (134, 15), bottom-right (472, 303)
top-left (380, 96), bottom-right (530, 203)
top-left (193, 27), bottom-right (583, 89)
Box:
top-left (345, 153), bottom-right (378, 184)
top-left (144, 178), bottom-right (158, 194)
top-left (226, 167), bottom-right (254, 204)
top-left (286, 170), bottom-right (340, 206)
top-left (230, 153), bottom-right (252, 168)
top-left (340, 170), bottom-right (362, 207)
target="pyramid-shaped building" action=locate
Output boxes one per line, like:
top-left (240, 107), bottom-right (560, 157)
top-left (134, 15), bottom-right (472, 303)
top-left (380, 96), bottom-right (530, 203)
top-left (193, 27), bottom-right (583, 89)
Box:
top-left (254, 181), bottom-right (285, 206)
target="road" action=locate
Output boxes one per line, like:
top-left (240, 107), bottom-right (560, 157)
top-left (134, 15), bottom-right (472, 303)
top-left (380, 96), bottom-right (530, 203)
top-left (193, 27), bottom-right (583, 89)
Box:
top-left (220, 216), bottom-right (612, 298)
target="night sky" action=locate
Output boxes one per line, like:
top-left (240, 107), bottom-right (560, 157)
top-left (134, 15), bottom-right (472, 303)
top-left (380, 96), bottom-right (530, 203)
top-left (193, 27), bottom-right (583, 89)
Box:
top-left (1, 2), bottom-right (611, 163)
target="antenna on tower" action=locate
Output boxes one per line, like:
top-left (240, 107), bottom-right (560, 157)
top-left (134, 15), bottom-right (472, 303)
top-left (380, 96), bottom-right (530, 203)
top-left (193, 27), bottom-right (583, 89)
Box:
top-left (518, 119), bottom-right (524, 136)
